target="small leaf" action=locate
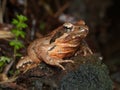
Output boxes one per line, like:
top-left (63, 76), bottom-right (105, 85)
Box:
top-left (0, 56), bottom-right (10, 63)
top-left (17, 14), bottom-right (28, 22)
top-left (11, 29), bottom-right (26, 38)
top-left (15, 45), bottom-right (20, 50)
top-left (12, 19), bottom-right (19, 25)
top-left (11, 29), bottom-right (18, 36)
top-left (20, 23), bottom-right (28, 28)
top-left (9, 40), bottom-right (15, 46)
top-left (9, 40), bottom-right (24, 50)
top-left (15, 42), bottom-right (24, 50)
top-left (19, 30), bottom-right (26, 38)
top-left (0, 61), bottom-right (5, 67)
top-left (15, 30), bottom-right (22, 37)
top-left (16, 23), bottom-right (22, 29)
top-left (0, 56), bottom-right (11, 67)
top-left (16, 23), bottom-right (27, 29)
top-left (9, 40), bottom-right (18, 46)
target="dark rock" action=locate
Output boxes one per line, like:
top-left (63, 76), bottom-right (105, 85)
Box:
top-left (16, 54), bottom-right (113, 90)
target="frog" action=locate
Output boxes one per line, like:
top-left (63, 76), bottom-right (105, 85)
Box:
top-left (16, 20), bottom-right (93, 72)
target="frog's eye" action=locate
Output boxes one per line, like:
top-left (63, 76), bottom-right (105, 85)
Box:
top-left (63, 23), bottom-right (73, 30)
top-left (79, 27), bottom-right (85, 31)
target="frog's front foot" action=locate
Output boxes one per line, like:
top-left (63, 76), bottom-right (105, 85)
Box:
top-left (75, 46), bottom-right (93, 56)
top-left (81, 46), bottom-right (93, 56)
top-left (46, 59), bottom-right (74, 70)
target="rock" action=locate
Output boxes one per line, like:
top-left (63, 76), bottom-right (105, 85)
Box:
top-left (2, 54), bottom-right (112, 90)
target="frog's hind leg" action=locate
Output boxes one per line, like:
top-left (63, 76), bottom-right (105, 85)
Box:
top-left (16, 56), bottom-right (41, 72)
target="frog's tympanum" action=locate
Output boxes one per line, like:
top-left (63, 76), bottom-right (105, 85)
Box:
top-left (16, 20), bottom-right (93, 71)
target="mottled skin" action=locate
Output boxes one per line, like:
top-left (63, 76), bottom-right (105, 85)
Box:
top-left (16, 20), bottom-right (93, 71)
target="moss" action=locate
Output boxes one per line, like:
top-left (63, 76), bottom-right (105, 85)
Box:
top-left (58, 54), bottom-right (113, 90)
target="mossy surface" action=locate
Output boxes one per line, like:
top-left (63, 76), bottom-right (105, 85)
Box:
top-left (58, 62), bottom-right (112, 90)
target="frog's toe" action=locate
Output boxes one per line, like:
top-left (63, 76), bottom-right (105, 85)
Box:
top-left (83, 47), bottom-right (93, 56)
top-left (59, 60), bottom-right (74, 63)
top-left (56, 63), bottom-right (65, 70)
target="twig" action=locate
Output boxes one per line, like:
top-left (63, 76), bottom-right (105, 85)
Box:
top-left (3, 60), bottom-right (14, 75)
top-left (2, 0), bottom-right (7, 17)
top-left (42, 1), bottom-right (54, 16)
top-left (0, 0), bottom-right (3, 23)
top-left (3, 46), bottom-right (17, 75)
top-left (54, 2), bottom-right (70, 18)
top-left (0, 31), bottom-right (14, 39)
top-left (0, 82), bottom-right (27, 90)
top-left (0, 0), bottom-right (7, 23)
top-left (0, 76), bottom-right (17, 84)
top-left (23, 0), bottom-right (27, 15)
top-left (55, 0), bottom-right (61, 10)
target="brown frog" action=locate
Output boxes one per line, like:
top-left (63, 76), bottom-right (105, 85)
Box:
top-left (16, 20), bottom-right (93, 71)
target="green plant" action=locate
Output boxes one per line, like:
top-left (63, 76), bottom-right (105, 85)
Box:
top-left (0, 56), bottom-right (10, 67)
top-left (0, 15), bottom-right (28, 81)
top-left (0, 56), bottom-right (11, 72)
top-left (9, 14), bottom-right (28, 59)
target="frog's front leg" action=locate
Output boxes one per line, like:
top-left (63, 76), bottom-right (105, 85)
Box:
top-left (76, 40), bottom-right (93, 56)
top-left (45, 58), bottom-right (74, 70)
top-left (82, 46), bottom-right (93, 56)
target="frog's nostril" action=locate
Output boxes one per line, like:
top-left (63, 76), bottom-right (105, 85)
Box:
top-left (78, 28), bottom-right (86, 33)
top-left (79, 26), bottom-right (89, 34)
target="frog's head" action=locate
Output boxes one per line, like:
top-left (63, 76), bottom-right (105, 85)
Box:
top-left (64, 20), bottom-right (88, 36)
top-left (62, 21), bottom-right (89, 43)
top-left (50, 20), bottom-right (89, 45)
